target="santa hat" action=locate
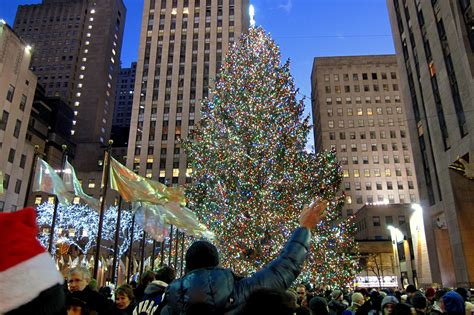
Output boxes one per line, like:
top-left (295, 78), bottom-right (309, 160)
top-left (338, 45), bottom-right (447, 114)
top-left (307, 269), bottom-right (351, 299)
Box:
top-left (0, 207), bottom-right (65, 314)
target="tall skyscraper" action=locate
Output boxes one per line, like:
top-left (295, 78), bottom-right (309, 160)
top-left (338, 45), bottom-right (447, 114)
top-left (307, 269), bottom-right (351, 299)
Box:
top-left (127, 0), bottom-right (250, 184)
top-left (13, 0), bottom-right (126, 172)
top-left (311, 55), bottom-right (420, 218)
top-left (0, 22), bottom-right (37, 211)
top-left (387, 0), bottom-right (474, 287)
top-left (113, 62), bottom-right (137, 129)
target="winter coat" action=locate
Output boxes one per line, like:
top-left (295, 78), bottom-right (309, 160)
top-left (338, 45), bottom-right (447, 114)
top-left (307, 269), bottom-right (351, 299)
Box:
top-left (68, 286), bottom-right (115, 315)
top-left (328, 299), bottom-right (347, 315)
top-left (133, 281), bottom-right (168, 315)
top-left (160, 227), bottom-right (311, 315)
top-left (110, 302), bottom-right (136, 315)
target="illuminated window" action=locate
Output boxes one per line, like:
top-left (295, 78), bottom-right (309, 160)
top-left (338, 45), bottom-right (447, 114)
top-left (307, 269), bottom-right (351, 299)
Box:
top-left (34, 196), bottom-right (42, 205)
top-left (88, 179), bottom-right (95, 188)
top-left (343, 170), bottom-right (349, 177)
top-left (73, 197), bottom-right (80, 204)
top-left (48, 196), bottom-right (55, 204)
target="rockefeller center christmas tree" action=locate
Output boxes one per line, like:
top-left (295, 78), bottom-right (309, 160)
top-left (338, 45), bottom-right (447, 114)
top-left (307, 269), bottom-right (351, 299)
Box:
top-left (184, 27), bottom-right (358, 287)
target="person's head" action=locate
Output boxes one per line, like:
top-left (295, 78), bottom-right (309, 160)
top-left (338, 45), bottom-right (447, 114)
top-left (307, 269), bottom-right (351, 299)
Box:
top-left (185, 240), bottom-right (219, 272)
top-left (139, 270), bottom-right (155, 287)
top-left (67, 267), bottom-right (91, 292)
top-left (155, 265), bottom-right (176, 284)
top-left (308, 296), bottom-right (329, 315)
top-left (441, 291), bottom-right (465, 315)
top-left (393, 303), bottom-right (415, 315)
top-left (425, 288), bottom-right (436, 302)
top-left (115, 284), bottom-right (134, 310)
top-left (66, 294), bottom-right (89, 315)
top-left (240, 288), bottom-right (297, 315)
top-left (297, 284), bottom-right (307, 303)
top-left (351, 292), bottom-right (365, 307)
top-left (331, 290), bottom-right (343, 302)
top-left (381, 295), bottom-right (399, 315)
top-left (405, 285), bottom-right (417, 297)
top-left (455, 287), bottom-right (470, 302)
top-left (412, 292), bottom-right (427, 311)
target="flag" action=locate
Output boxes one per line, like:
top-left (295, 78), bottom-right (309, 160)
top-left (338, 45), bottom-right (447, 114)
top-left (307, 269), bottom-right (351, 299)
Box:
top-left (32, 158), bottom-right (73, 205)
top-left (134, 202), bottom-right (214, 240)
top-left (63, 159), bottom-right (99, 211)
top-left (109, 157), bottom-right (175, 204)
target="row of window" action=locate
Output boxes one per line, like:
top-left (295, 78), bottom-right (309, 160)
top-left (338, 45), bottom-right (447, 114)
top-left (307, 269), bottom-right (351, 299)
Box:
top-left (344, 180), bottom-right (415, 191)
top-left (324, 83), bottom-right (399, 94)
top-left (327, 106), bottom-right (404, 117)
top-left (330, 130), bottom-right (407, 141)
top-left (323, 72), bottom-right (397, 82)
top-left (325, 95), bottom-right (401, 105)
top-left (342, 167), bottom-right (413, 178)
top-left (327, 118), bottom-right (405, 129)
top-left (348, 192), bottom-right (416, 205)
top-left (339, 154), bottom-right (411, 165)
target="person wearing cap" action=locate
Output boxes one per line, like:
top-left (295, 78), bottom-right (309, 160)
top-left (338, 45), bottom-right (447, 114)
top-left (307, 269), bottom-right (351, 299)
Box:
top-left (342, 292), bottom-right (364, 315)
top-left (406, 285), bottom-right (417, 306)
top-left (328, 290), bottom-right (347, 315)
top-left (381, 296), bottom-right (400, 315)
top-left (159, 200), bottom-right (328, 315)
top-left (425, 288), bottom-right (436, 305)
top-left (440, 291), bottom-right (465, 315)
top-left (412, 292), bottom-right (428, 314)
top-left (0, 208), bottom-right (66, 315)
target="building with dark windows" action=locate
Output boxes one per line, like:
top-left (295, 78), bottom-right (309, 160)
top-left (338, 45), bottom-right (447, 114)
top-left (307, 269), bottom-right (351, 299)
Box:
top-left (387, 0), bottom-right (474, 287)
top-left (112, 62), bottom-right (136, 147)
top-left (311, 55), bottom-right (420, 218)
top-left (0, 21), bottom-right (37, 212)
top-left (126, 0), bottom-right (250, 184)
top-left (13, 0), bottom-right (126, 172)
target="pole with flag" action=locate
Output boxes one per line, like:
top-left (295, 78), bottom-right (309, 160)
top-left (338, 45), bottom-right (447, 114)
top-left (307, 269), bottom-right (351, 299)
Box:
top-left (151, 239), bottom-right (157, 270)
top-left (111, 196), bottom-right (123, 285)
top-left (174, 230), bottom-right (179, 269)
top-left (23, 145), bottom-right (41, 207)
top-left (180, 232), bottom-right (185, 276)
top-left (48, 144), bottom-right (68, 254)
top-left (139, 230), bottom-right (146, 277)
top-left (168, 225), bottom-right (174, 266)
top-left (93, 140), bottom-right (113, 279)
top-left (160, 239), bottom-right (165, 266)
top-left (127, 213), bottom-right (135, 284)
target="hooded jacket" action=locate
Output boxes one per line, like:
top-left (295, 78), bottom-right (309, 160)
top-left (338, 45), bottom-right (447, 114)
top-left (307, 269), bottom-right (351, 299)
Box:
top-left (160, 227), bottom-right (311, 315)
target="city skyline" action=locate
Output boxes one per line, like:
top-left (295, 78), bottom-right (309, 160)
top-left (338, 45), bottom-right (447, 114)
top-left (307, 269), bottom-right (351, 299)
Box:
top-left (1, 0), bottom-right (396, 150)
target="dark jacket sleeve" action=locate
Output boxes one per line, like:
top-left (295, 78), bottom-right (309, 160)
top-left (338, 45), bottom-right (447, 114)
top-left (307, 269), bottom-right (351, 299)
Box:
top-left (234, 227), bottom-right (311, 302)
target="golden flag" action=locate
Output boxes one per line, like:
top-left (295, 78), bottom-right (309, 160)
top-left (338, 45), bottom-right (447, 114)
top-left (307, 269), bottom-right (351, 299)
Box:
top-left (32, 158), bottom-right (73, 205)
top-left (109, 156), bottom-right (186, 204)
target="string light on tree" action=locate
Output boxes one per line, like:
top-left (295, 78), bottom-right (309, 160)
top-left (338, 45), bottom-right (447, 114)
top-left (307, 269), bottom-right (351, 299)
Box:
top-left (184, 27), bottom-right (359, 286)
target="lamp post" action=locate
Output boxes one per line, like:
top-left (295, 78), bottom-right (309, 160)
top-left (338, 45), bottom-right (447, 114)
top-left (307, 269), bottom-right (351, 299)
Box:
top-left (388, 225), bottom-right (403, 289)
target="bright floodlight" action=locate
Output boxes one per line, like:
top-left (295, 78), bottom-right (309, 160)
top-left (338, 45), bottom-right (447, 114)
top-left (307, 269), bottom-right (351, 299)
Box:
top-left (249, 5), bottom-right (255, 27)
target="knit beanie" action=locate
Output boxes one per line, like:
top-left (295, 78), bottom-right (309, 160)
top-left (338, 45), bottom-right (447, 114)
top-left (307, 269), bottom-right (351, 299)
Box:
top-left (0, 208), bottom-right (65, 314)
top-left (412, 292), bottom-right (427, 309)
top-left (442, 291), bottom-right (465, 314)
top-left (185, 240), bottom-right (219, 272)
top-left (331, 289), bottom-right (343, 300)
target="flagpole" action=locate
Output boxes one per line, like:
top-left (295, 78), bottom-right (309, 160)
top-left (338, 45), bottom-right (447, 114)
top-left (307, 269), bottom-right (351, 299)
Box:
top-left (160, 239), bottom-right (165, 266)
top-left (180, 232), bottom-right (185, 276)
top-left (23, 145), bottom-right (40, 207)
top-left (111, 196), bottom-right (123, 285)
top-left (168, 225), bottom-right (174, 266)
top-left (139, 230), bottom-right (146, 276)
top-left (48, 144), bottom-right (68, 254)
top-left (151, 240), bottom-right (157, 270)
top-left (127, 212), bottom-right (135, 284)
top-left (174, 230), bottom-right (179, 269)
top-left (93, 140), bottom-right (113, 280)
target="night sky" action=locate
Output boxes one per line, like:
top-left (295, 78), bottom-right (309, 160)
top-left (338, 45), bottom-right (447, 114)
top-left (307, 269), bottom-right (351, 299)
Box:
top-left (1, 0), bottom-right (395, 150)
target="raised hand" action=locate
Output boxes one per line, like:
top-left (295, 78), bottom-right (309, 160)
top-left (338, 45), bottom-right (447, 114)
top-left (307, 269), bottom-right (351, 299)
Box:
top-left (298, 199), bottom-right (328, 229)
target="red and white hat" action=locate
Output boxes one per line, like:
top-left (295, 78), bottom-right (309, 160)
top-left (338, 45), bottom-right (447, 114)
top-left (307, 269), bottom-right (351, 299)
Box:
top-left (0, 207), bottom-right (64, 314)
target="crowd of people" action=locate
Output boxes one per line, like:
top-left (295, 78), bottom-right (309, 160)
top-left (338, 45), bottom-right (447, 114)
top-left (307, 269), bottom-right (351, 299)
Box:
top-left (2, 205), bottom-right (473, 315)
